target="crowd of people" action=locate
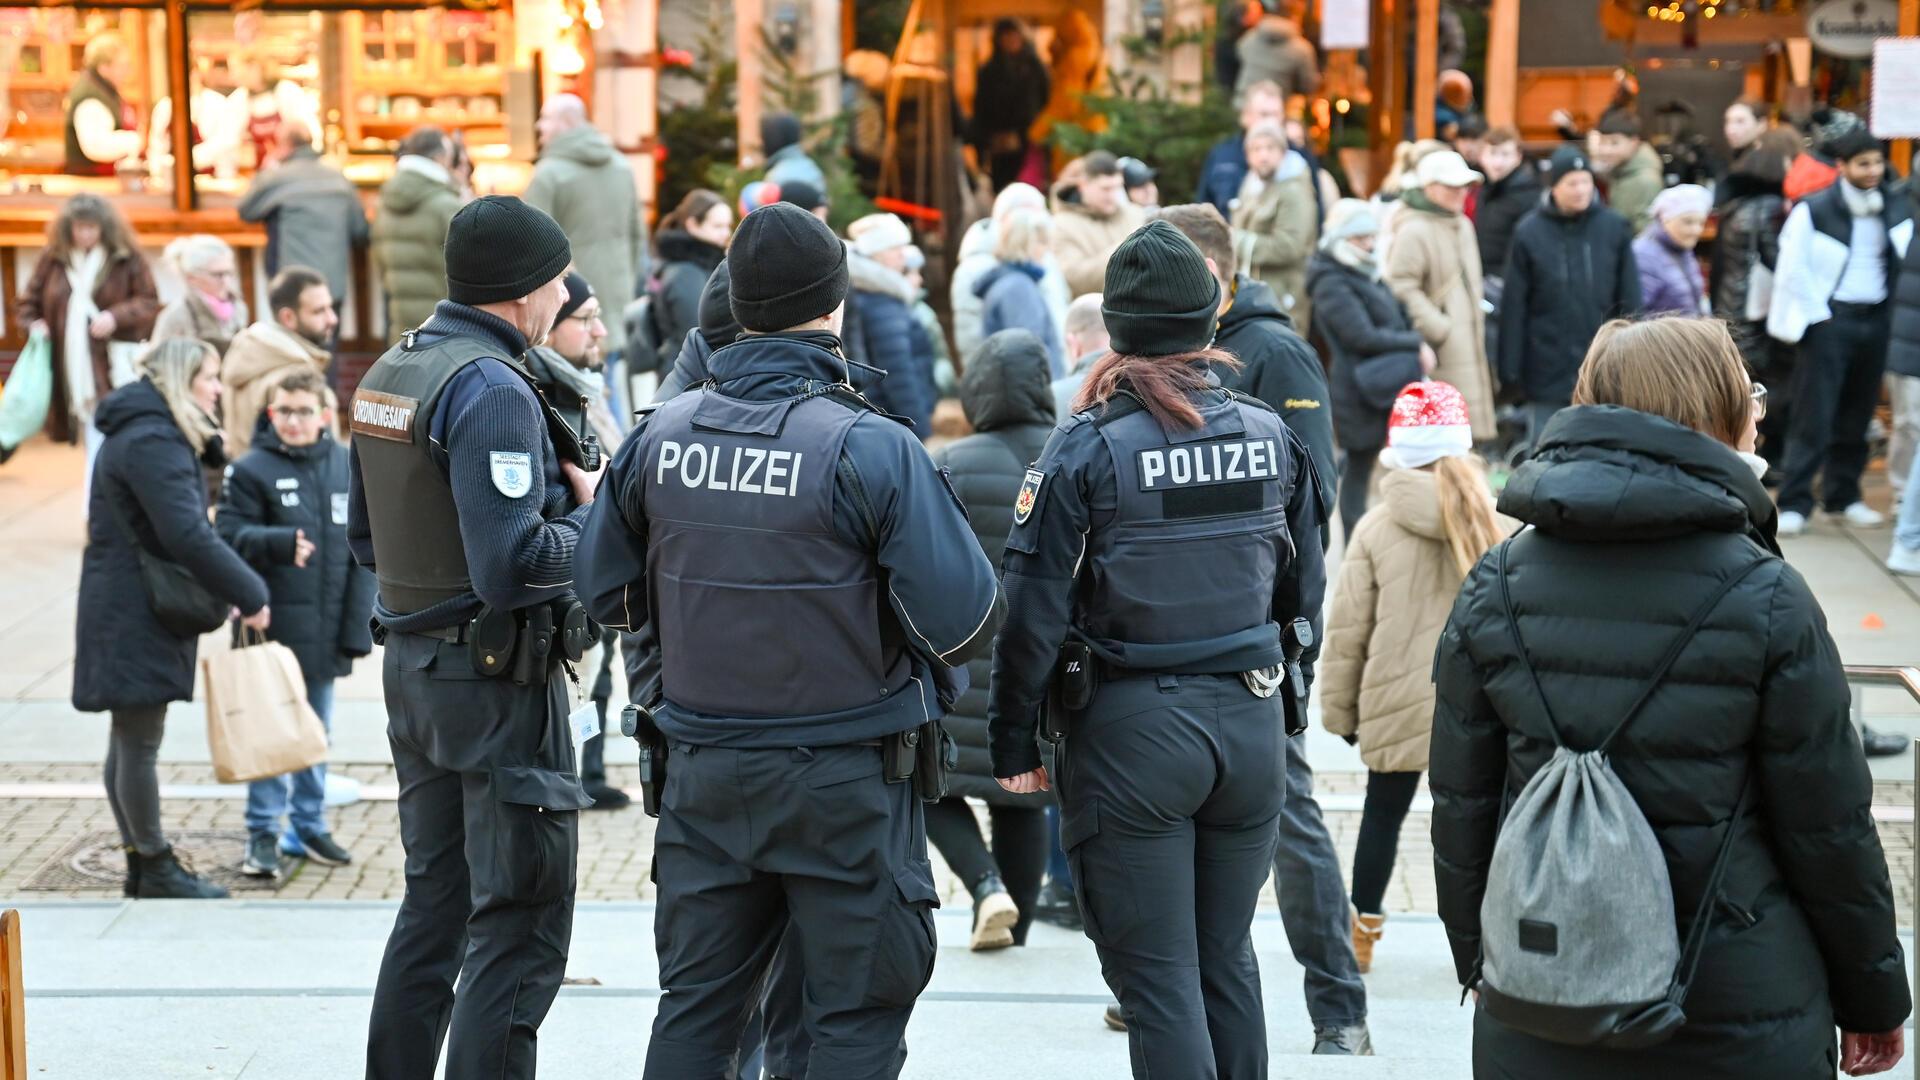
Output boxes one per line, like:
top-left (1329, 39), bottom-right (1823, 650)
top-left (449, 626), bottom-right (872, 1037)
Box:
top-left (6, 11), bottom-right (1919, 1074)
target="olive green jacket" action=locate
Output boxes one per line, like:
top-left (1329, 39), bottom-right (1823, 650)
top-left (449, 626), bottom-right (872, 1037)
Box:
top-left (371, 162), bottom-right (462, 340)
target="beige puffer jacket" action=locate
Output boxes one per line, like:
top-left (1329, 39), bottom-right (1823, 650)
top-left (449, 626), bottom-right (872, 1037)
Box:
top-left (1319, 465), bottom-right (1515, 772)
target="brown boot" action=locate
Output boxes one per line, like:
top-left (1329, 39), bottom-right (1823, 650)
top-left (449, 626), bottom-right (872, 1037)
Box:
top-left (1351, 906), bottom-right (1386, 974)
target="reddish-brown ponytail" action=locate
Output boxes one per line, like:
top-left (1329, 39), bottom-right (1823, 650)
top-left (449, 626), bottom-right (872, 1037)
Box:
top-left (1072, 347), bottom-right (1243, 431)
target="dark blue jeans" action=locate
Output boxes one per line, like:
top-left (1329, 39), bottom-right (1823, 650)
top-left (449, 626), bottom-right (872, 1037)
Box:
top-left (1271, 733), bottom-right (1369, 1027)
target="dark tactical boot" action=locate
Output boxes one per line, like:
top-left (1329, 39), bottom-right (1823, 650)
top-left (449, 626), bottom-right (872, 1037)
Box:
top-left (137, 846), bottom-right (229, 899)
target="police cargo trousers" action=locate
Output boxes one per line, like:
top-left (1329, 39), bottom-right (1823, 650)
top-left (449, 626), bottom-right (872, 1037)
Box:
top-left (645, 741), bottom-right (938, 1080)
top-left (366, 633), bottom-right (588, 1080)
top-left (1059, 673), bottom-right (1287, 1080)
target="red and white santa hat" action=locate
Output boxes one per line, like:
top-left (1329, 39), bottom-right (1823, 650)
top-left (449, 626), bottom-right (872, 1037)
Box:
top-left (1382, 380), bottom-right (1473, 470)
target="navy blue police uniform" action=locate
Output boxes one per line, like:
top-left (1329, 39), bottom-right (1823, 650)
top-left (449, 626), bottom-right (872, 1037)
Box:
top-left (576, 204), bottom-right (1002, 1080)
top-left (348, 198), bottom-right (593, 1080)
top-left (989, 220), bottom-right (1327, 1079)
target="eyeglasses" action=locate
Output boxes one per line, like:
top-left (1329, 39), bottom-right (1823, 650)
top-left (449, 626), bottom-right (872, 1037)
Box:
top-left (1750, 382), bottom-right (1768, 421)
top-left (271, 405), bottom-right (320, 420)
top-left (564, 310), bottom-right (604, 325)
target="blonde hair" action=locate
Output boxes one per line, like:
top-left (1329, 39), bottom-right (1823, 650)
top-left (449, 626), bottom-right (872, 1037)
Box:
top-left (165, 234), bottom-right (235, 278)
top-left (138, 339), bottom-right (221, 455)
top-left (1380, 139), bottom-right (1452, 198)
top-left (1573, 317), bottom-right (1749, 448)
top-left (993, 207), bottom-right (1051, 264)
top-left (1431, 454), bottom-right (1505, 577)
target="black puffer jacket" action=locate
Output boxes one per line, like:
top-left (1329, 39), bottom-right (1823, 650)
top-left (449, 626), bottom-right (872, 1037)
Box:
top-left (1306, 252), bottom-right (1424, 455)
top-left (1711, 171), bottom-right (1787, 372)
top-left (1431, 406), bottom-right (1911, 1080)
top-left (216, 420), bottom-right (377, 682)
top-left (1889, 211), bottom-right (1920, 380)
top-left (649, 229), bottom-right (726, 369)
top-left (1215, 275), bottom-right (1337, 513)
top-left (73, 380), bottom-right (268, 713)
top-left (1474, 163), bottom-right (1542, 279)
top-left (930, 330), bottom-right (1055, 806)
top-left (1497, 197), bottom-right (1641, 403)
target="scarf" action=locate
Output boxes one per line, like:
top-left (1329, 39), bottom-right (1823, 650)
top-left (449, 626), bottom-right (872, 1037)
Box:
top-left (197, 289), bottom-right (237, 325)
top-left (1840, 179), bottom-right (1885, 218)
top-left (63, 246), bottom-right (106, 422)
top-left (539, 349), bottom-right (626, 450)
top-left (1329, 240), bottom-right (1381, 278)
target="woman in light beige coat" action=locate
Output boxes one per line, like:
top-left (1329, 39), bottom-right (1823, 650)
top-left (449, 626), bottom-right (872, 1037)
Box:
top-left (1319, 380), bottom-right (1511, 973)
top-left (1383, 152), bottom-right (1496, 441)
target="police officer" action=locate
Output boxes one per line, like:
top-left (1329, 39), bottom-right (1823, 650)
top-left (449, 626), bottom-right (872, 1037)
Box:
top-left (576, 202), bottom-right (1003, 1079)
top-left (989, 220), bottom-right (1327, 1079)
top-left (524, 270), bottom-right (631, 809)
top-left (349, 196), bottom-right (601, 1080)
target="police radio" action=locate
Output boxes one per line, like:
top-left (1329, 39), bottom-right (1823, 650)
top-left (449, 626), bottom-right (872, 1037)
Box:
top-left (577, 433), bottom-right (603, 472)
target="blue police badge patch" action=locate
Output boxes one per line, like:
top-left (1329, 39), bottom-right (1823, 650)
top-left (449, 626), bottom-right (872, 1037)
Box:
top-left (1014, 468), bottom-right (1044, 524)
top-left (490, 451), bottom-right (534, 498)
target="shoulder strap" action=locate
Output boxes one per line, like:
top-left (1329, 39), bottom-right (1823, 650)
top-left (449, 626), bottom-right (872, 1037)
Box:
top-left (1498, 540), bottom-right (1769, 754)
top-left (1667, 774), bottom-right (1753, 1005)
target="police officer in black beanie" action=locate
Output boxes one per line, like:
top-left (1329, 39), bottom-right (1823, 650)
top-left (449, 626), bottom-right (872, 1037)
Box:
top-left (576, 202), bottom-right (1004, 1079)
top-left (350, 194), bottom-right (602, 1080)
top-left (989, 219), bottom-right (1326, 1079)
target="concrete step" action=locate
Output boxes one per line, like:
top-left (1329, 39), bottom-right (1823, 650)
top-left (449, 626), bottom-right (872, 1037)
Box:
top-left (20, 899), bottom-right (1475, 1078)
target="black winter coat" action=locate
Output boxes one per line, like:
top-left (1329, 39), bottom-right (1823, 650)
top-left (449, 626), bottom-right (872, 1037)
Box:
top-left (1475, 164), bottom-right (1542, 280)
top-left (1889, 213), bottom-right (1920, 380)
top-left (1498, 197), bottom-right (1641, 404)
top-left (1305, 252), bottom-right (1425, 455)
top-left (216, 421), bottom-right (377, 682)
top-left (650, 230), bottom-right (726, 369)
top-left (930, 330), bottom-right (1056, 806)
top-left (1431, 406), bottom-right (1911, 1079)
top-left (1711, 172), bottom-right (1787, 373)
top-left (1215, 276), bottom-right (1337, 513)
top-left (73, 380), bottom-right (269, 713)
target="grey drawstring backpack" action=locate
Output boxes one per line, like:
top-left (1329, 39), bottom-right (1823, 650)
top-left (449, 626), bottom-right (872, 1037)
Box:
top-left (1471, 540), bottom-right (1767, 1049)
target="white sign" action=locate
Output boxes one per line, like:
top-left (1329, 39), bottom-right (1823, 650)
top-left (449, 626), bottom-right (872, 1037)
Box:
top-left (1807, 0), bottom-right (1900, 59)
top-left (1320, 0), bottom-right (1369, 51)
top-left (1871, 38), bottom-right (1920, 138)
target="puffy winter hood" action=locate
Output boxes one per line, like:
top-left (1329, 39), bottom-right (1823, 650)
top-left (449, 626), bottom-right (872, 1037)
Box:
top-left (1219, 275), bottom-right (1295, 334)
top-left (224, 320), bottom-right (330, 395)
top-left (93, 377), bottom-right (174, 436)
top-left (972, 261), bottom-right (1045, 299)
top-left (655, 228), bottom-right (726, 271)
top-left (957, 218), bottom-right (995, 263)
top-left (1721, 168), bottom-right (1783, 203)
top-left (540, 124), bottom-right (616, 167)
top-left (848, 249), bottom-right (915, 303)
top-left (1377, 463), bottom-right (1446, 541)
top-left (1499, 405), bottom-right (1778, 550)
top-left (380, 166), bottom-right (453, 215)
top-left (959, 329), bottom-right (1056, 433)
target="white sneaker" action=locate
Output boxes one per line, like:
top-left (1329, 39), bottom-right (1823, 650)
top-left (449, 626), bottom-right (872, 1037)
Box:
top-left (1840, 502), bottom-right (1886, 528)
top-left (1777, 510), bottom-right (1808, 537)
top-left (1890, 542), bottom-right (1920, 576)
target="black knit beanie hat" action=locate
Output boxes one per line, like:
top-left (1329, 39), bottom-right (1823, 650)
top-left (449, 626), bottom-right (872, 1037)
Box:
top-left (728, 203), bottom-right (849, 332)
top-left (444, 196), bottom-right (573, 305)
top-left (1545, 145), bottom-right (1592, 189)
top-left (698, 260), bottom-right (743, 349)
top-left (556, 271), bottom-right (594, 323)
top-left (1102, 220), bottom-right (1221, 357)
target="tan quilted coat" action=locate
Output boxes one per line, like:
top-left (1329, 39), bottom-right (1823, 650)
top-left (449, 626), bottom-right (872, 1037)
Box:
top-left (1319, 465), bottom-right (1515, 773)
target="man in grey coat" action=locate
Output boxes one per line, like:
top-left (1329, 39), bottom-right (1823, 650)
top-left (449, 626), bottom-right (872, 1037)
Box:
top-left (239, 120), bottom-right (368, 317)
top-left (524, 94), bottom-right (646, 358)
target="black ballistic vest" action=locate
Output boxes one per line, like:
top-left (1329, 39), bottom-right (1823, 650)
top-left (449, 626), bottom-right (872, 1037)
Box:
top-left (1081, 391), bottom-right (1297, 672)
top-left (635, 388), bottom-right (918, 724)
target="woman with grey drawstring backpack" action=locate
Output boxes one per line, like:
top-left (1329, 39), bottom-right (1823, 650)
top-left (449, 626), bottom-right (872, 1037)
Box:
top-left (1429, 316), bottom-right (1910, 1078)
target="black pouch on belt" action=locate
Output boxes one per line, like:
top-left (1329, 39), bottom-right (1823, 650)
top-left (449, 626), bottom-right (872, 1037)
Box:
top-left (884, 726), bottom-right (919, 783)
top-left (913, 720), bottom-right (954, 802)
top-left (511, 605), bottom-right (555, 686)
top-left (468, 608), bottom-right (520, 678)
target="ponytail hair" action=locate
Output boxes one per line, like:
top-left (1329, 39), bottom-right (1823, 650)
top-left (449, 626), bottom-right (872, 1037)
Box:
top-left (1430, 453), bottom-right (1503, 577)
top-left (1072, 347), bottom-right (1242, 431)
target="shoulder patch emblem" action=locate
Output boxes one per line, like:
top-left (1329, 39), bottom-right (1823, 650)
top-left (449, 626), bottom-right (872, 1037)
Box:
top-left (1014, 469), bottom-right (1044, 524)
top-left (490, 451), bottom-right (534, 499)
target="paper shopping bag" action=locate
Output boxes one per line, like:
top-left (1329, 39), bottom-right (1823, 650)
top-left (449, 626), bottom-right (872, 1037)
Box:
top-left (202, 634), bottom-right (329, 783)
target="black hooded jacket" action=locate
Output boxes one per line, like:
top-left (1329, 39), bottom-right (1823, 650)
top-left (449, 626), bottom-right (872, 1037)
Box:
top-left (217, 418), bottom-right (378, 682)
top-left (1305, 251), bottom-right (1425, 454)
top-left (1431, 406), bottom-right (1910, 1079)
top-left (73, 380), bottom-right (268, 713)
top-left (1475, 162), bottom-right (1542, 278)
top-left (1214, 275), bottom-right (1337, 517)
top-left (930, 330), bottom-right (1057, 805)
top-left (650, 229), bottom-right (727, 368)
top-left (1498, 195), bottom-right (1641, 403)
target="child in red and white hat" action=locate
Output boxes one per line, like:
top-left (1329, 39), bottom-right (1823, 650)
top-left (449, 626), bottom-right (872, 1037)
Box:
top-left (1320, 379), bottom-right (1512, 975)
